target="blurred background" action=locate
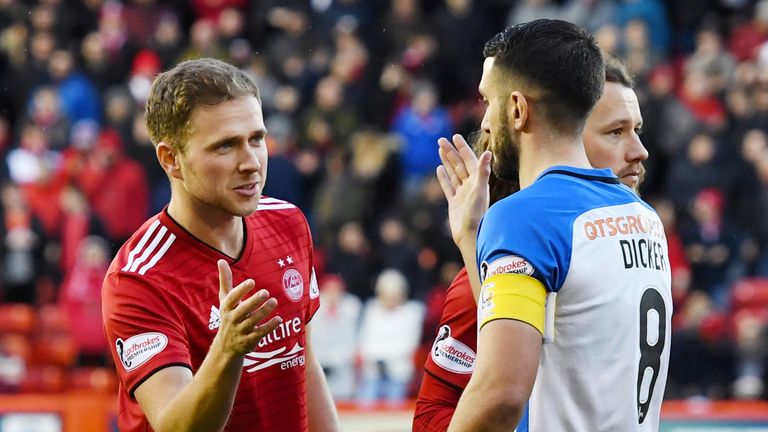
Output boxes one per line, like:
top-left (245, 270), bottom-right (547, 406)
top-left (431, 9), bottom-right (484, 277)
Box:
top-left (1, 0), bottom-right (768, 430)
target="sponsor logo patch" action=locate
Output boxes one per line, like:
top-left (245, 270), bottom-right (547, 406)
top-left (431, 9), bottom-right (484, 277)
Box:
top-left (483, 255), bottom-right (534, 279)
top-left (115, 332), bottom-right (168, 371)
top-left (282, 268), bottom-right (304, 302)
top-left (431, 325), bottom-right (475, 374)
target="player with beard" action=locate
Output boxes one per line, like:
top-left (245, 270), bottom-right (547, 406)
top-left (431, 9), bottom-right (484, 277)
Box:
top-left (435, 21), bottom-right (671, 431)
top-left (413, 56), bottom-right (649, 432)
top-left (102, 58), bottom-right (338, 432)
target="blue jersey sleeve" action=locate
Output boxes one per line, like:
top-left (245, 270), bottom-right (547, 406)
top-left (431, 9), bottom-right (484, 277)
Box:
top-left (476, 190), bottom-right (573, 293)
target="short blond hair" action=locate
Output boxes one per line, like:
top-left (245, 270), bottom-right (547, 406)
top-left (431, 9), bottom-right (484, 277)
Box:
top-left (145, 58), bottom-right (261, 152)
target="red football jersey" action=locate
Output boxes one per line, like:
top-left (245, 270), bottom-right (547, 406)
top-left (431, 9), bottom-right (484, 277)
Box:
top-left (102, 197), bottom-right (320, 432)
top-left (413, 267), bottom-right (477, 432)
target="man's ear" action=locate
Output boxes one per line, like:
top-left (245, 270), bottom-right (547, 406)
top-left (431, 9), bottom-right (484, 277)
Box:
top-left (507, 91), bottom-right (529, 132)
top-left (156, 142), bottom-right (183, 180)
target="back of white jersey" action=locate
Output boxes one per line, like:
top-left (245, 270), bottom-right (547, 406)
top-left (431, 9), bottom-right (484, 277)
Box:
top-left (530, 202), bottom-right (671, 431)
top-left (477, 167), bottom-right (672, 432)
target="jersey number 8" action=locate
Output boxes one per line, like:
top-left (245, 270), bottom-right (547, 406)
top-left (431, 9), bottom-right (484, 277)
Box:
top-left (637, 287), bottom-right (667, 424)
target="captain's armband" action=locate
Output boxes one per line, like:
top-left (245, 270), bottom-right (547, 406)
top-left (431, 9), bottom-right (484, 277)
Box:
top-left (478, 273), bottom-right (547, 334)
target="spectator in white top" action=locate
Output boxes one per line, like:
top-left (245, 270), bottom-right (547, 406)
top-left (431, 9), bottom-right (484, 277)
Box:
top-left (357, 268), bottom-right (424, 406)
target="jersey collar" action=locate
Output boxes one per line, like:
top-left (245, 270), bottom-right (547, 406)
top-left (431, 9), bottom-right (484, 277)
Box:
top-left (536, 165), bottom-right (620, 184)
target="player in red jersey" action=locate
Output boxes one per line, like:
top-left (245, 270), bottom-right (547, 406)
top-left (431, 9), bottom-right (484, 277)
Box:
top-left (102, 58), bottom-right (339, 432)
top-left (413, 56), bottom-right (647, 432)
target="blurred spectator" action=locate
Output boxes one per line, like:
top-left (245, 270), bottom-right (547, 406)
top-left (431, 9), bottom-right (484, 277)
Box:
top-left (560, 0), bottom-right (617, 34)
top-left (310, 274), bottom-right (362, 401)
top-left (686, 26), bottom-right (736, 94)
top-left (127, 49), bottom-right (162, 107)
top-left (616, 0), bottom-right (671, 54)
top-left (349, 130), bottom-right (401, 223)
top-left (508, 0), bottom-right (559, 26)
top-left (313, 152), bottom-right (367, 240)
top-left (125, 111), bottom-right (169, 215)
top-left (376, 0), bottom-right (423, 56)
top-left (0, 334), bottom-right (26, 393)
top-left (668, 291), bottom-right (735, 398)
top-left (680, 188), bottom-right (743, 304)
top-left (622, 19), bottom-right (662, 78)
top-left (374, 217), bottom-right (420, 289)
top-left (103, 87), bottom-right (136, 144)
top-left (357, 269), bottom-right (424, 405)
top-left (432, 0), bottom-right (494, 104)
top-left (24, 86), bottom-right (70, 151)
top-left (149, 12), bottom-right (185, 69)
top-left (732, 308), bottom-right (768, 399)
top-left (666, 133), bottom-right (724, 210)
top-left (58, 236), bottom-right (110, 366)
top-left (0, 183), bottom-right (46, 304)
top-left (391, 81), bottom-right (452, 194)
top-left (299, 75), bottom-right (359, 151)
top-left (262, 135), bottom-right (304, 208)
top-left (678, 70), bottom-right (728, 129)
top-left (652, 198), bottom-right (692, 305)
top-left (191, 0), bottom-right (248, 21)
top-left (179, 18), bottom-right (227, 62)
top-left (81, 31), bottom-right (127, 92)
top-left (58, 186), bottom-right (108, 273)
top-left (326, 222), bottom-right (372, 300)
top-left (48, 49), bottom-right (101, 124)
top-left (728, 0), bottom-right (768, 61)
top-left (6, 124), bottom-right (60, 186)
top-left (76, 129), bottom-right (148, 248)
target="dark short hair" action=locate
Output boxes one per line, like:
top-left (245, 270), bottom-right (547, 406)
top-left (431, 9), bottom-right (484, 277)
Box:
top-left (604, 54), bottom-right (634, 88)
top-left (145, 58), bottom-right (261, 152)
top-left (483, 19), bottom-right (604, 134)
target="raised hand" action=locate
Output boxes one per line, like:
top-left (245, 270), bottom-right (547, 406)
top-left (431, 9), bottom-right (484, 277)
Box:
top-left (214, 259), bottom-right (282, 358)
top-left (436, 134), bottom-right (492, 251)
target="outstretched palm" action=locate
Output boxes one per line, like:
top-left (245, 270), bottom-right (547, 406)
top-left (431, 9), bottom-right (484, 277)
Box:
top-left (436, 134), bottom-right (492, 252)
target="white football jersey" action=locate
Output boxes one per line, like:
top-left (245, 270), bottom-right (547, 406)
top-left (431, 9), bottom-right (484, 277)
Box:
top-left (477, 166), bottom-right (672, 432)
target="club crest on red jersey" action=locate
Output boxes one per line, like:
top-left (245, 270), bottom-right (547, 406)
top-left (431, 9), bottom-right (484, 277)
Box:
top-left (282, 268), bottom-right (304, 302)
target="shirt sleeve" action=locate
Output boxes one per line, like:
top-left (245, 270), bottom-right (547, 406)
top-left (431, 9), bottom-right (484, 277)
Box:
top-left (301, 212), bottom-right (320, 322)
top-left (102, 270), bottom-right (191, 396)
top-left (423, 268), bottom-right (477, 389)
top-left (476, 196), bottom-right (572, 293)
top-left (413, 370), bottom-right (463, 432)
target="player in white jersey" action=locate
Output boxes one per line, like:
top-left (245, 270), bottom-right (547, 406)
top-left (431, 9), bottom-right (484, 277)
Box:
top-left (437, 20), bottom-right (672, 431)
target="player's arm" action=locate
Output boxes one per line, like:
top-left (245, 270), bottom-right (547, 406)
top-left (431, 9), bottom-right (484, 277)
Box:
top-left (448, 274), bottom-right (546, 432)
top-left (305, 323), bottom-right (341, 432)
top-left (436, 134), bottom-right (492, 300)
top-left (134, 260), bottom-right (282, 432)
top-left (413, 372), bottom-right (463, 432)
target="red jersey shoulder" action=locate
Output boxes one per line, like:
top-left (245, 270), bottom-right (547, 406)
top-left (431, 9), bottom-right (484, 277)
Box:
top-left (424, 267), bottom-right (477, 387)
top-left (254, 196), bottom-right (303, 220)
top-left (109, 214), bottom-right (177, 279)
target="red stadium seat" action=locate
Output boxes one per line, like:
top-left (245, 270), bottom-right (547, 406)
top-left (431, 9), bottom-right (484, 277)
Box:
top-left (19, 365), bottom-right (67, 393)
top-left (731, 278), bottom-right (768, 311)
top-left (0, 304), bottom-right (37, 334)
top-left (0, 333), bottom-right (32, 364)
top-left (70, 367), bottom-right (119, 393)
top-left (32, 334), bottom-right (77, 368)
top-left (36, 304), bottom-right (72, 335)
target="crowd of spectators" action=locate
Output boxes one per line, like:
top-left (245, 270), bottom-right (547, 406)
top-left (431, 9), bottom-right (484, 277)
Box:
top-left (0, 0), bottom-right (767, 404)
